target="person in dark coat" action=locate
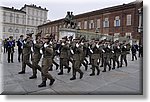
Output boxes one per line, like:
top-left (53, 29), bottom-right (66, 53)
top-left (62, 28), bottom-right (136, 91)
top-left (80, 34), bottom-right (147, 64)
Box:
top-left (131, 44), bottom-right (137, 61)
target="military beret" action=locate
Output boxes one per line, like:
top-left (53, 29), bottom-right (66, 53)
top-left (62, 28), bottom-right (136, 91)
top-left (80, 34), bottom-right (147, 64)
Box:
top-left (20, 35), bottom-right (24, 37)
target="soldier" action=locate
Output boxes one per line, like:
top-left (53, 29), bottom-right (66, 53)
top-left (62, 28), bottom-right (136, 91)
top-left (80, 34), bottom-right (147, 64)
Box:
top-left (70, 38), bottom-right (83, 80)
top-left (18, 33), bottom-right (33, 74)
top-left (38, 34), bottom-right (55, 87)
top-left (29, 33), bottom-right (43, 79)
top-left (131, 44), bottom-right (137, 61)
top-left (58, 36), bottom-right (71, 75)
top-left (7, 36), bottom-right (15, 63)
top-left (16, 35), bottom-right (24, 62)
top-left (112, 40), bottom-right (121, 69)
top-left (120, 41), bottom-right (128, 67)
top-left (89, 39), bottom-right (100, 76)
top-left (102, 41), bottom-right (111, 72)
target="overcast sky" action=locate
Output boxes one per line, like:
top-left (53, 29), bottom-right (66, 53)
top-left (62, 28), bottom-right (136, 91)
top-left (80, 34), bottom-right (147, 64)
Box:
top-left (0, 0), bottom-right (136, 21)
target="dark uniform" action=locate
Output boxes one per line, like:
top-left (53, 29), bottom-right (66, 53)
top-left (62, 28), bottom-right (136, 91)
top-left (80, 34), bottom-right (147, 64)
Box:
top-left (120, 42), bottom-right (128, 67)
top-left (38, 34), bottom-right (55, 87)
top-left (58, 36), bottom-right (71, 75)
top-left (131, 44), bottom-right (137, 61)
top-left (90, 40), bottom-right (100, 76)
top-left (29, 33), bottom-right (43, 79)
top-left (7, 36), bottom-right (15, 63)
top-left (18, 33), bottom-right (33, 74)
top-left (17, 35), bottom-right (24, 62)
top-left (70, 38), bottom-right (83, 80)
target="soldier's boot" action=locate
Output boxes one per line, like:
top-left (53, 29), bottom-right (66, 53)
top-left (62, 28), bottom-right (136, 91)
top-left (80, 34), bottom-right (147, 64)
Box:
top-left (117, 61), bottom-right (120, 68)
top-left (18, 71), bottom-right (25, 74)
top-left (83, 62), bottom-right (88, 71)
top-left (58, 70), bottom-right (63, 75)
top-left (49, 79), bottom-right (55, 86)
top-left (70, 75), bottom-right (76, 80)
top-left (112, 60), bottom-right (115, 70)
top-left (96, 66), bottom-right (100, 75)
top-left (29, 75), bottom-right (37, 79)
top-left (49, 65), bottom-right (53, 71)
top-left (67, 67), bottom-right (71, 73)
top-left (80, 72), bottom-right (84, 79)
top-left (90, 68), bottom-right (95, 76)
top-left (102, 65), bottom-right (106, 72)
top-left (56, 65), bottom-right (59, 70)
top-left (125, 59), bottom-right (127, 67)
top-left (38, 81), bottom-right (46, 87)
top-left (108, 64), bottom-right (111, 71)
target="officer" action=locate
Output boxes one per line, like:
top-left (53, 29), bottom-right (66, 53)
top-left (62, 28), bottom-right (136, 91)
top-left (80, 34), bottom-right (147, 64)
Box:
top-left (29, 33), bottom-right (43, 79)
top-left (17, 35), bottom-right (24, 62)
top-left (70, 37), bottom-right (83, 80)
top-left (7, 36), bottom-right (15, 63)
top-left (102, 41), bottom-right (111, 72)
top-left (120, 40), bottom-right (128, 67)
top-left (38, 34), bottom-right (55, 87)
top-left (18, 33), bottom-right (33, 74)
top-left (112, 40), bottom-right (121, 69)
top-left (90, 38), bottom-right (100, 76)
top-left (58, 36), bottom-right (71, 75)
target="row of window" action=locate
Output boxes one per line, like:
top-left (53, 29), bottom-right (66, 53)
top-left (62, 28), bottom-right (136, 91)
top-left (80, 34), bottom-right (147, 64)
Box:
top-left (28, 8), bottom-right (47, 18)
top-left (77, 14), bottom-right (132, 29)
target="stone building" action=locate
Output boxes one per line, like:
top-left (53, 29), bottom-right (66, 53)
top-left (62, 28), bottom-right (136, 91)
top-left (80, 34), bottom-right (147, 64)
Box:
top-left (0, 4), bottom-right (48, 39)
top-left (38, 1), bottom-right (143, 43)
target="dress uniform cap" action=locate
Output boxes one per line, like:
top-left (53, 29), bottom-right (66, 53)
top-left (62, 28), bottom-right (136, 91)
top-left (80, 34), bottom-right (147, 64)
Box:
top-left (9, 36), bottom-right (13, 39)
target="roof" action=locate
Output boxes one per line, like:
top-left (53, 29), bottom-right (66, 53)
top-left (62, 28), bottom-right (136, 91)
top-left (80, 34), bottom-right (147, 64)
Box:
top-left (38, 1), bottom-right (139, 27)
top-left (20, 4), bottom-right (48, 11)
top-left (1, 6), bottom-right (26, 13)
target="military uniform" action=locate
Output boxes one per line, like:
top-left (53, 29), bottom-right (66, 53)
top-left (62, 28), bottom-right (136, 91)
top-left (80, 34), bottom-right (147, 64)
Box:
top-left (29, 34), bottom-right (43, 79)
top-left (70, 39), bottom-right (83, 80)
top-left (58, 37), bottom-right (71, 75)
top-left (120, 43), bottom-right (128, 67)
top-left (38, 34), bottom-right (55, 87)
top-left (17, 35), bottom-right (24, 62)
top-left (90, 41), bottom-right (100, 76)
top-left (18, 33), bottom-right (33, 74)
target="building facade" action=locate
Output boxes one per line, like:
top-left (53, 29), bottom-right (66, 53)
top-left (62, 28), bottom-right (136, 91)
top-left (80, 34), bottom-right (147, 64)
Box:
top-left (38, 1), bottom-right (143, 43)
top-left (0, 4), bottom-right (48, 39)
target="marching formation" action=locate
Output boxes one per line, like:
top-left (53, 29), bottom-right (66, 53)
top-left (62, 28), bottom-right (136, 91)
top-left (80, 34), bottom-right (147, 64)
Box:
top-left (2, 32), bottom-right (143, 88)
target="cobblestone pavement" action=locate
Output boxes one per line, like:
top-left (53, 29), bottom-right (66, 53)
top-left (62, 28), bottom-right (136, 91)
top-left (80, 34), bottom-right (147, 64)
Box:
top-left (1, 50), bottom-right (143, 95)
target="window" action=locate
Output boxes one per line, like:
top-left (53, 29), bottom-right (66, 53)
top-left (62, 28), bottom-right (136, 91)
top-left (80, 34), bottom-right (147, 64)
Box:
top-left (10, 13), bottom-right (13, 23)
top-left (77, 22), bottom-right (81, 29)
top-left (103, 18), bottom-right (109, 27)
top-left (89, 20), bottom-right (94, 29)
top-left (3, 27), bottom-right (5, 32)
top-left (55, 26), bottom-right (58, 32)
top-left (84, 21), bottom-right (87, 29)
top-left (114, 16), bottom-right (120, 27)
top-left (3, 12), bottom-right (6, 22)
top-left (49, 27), bottom-right (51, 33)
top-left (126, 14), bottom-right (131, 25)
top-left (16, 14), bottom-right (19, 24)
top-left (32, 17), bottom-right (34, 25)
top-left (97, 19), bottom-right (100, 28)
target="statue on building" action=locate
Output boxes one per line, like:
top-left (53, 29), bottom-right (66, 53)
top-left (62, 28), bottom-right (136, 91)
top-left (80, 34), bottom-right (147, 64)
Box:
top-left (64, 11), bottom-right (77, 29)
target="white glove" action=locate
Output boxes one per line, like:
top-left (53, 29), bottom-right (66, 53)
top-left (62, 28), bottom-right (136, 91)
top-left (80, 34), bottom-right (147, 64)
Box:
top-left (81, 42), bottom-right (84, 45)
top-left (90, 49), bottom-right (93, 54)
top-left (76, 43), bottom-right (79, 47)
top-left (70, 49), bottom-right (74, 54)
top-left (102, 49), bottom-right (105, 53)
top-left (117, 46), bottom-right (120, 49)
top-left (68, 41), bottom-right (70, 44)
top-left (62, 43), bottom-right (65, 46)
top-left (124, 46), bottom-right (126, 48)
top-left (44, 43), bottom-right (49, 48)
top-left (108, 45), bottom-right (110, 49)
top-left (96, 44), bottom-right (99, 48)
top-left (112, 51), bottom-right (114, 53)
top-left (33, 40), bottom-right (36, 44)
top-left (57, 50), bottom-right (60, 54)
top-left (24, 41), bottom-right (26, 44)
top-left (31, 47), bottom-right (34, 52)
top-left (40, 49), bottom-right (43, 54)
top-left (21, 46), bottom-right (23, 49)
top-left (50, 41), bottom-right (52, 45)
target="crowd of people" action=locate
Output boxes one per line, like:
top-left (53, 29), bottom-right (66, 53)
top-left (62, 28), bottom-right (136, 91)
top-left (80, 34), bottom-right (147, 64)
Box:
top-left (2, 33), bottom-right (143, 87)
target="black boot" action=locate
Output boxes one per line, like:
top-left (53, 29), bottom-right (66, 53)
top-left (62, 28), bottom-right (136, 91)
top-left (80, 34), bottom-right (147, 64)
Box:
top-left (58, 71), bottom-right (63, 75)
top-left (80, 72), bottom-right (83, 79)
top-left (49, 79), bottom-right (55, 86)
top-left (67, 67), bottom-right (71, 73)
top-left (29, 75), bottom-right (37, 79)
top-left (18, 71), bottom-right (25, 74)
top-left (38, 81), bottom-right (46, 87)
top-left (56, 65), bottom-right (59, 70)
top-left (70, 75), bottom-right (76, 80)
top-left (96, 67), bottom-right (100, 75)
top-left (90, 69), bottom-right (95, 76)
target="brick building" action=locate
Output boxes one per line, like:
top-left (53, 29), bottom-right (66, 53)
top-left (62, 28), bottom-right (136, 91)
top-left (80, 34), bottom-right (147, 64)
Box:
top-left (38, 1), bottom-right (143, 42)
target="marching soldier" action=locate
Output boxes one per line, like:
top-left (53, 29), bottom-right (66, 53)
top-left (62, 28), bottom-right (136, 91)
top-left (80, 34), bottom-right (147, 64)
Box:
top-left (120, 41), bottom-right (128, 67)
top-left (89, 39), bottom-right (100, 76)
top-left (29, 33), bottom-right (43, 79)
top-left (58, 36), bottom-right (71, 75)
top-left (70, 38), bottom-right (83, 80)
top-left (112, 40), bottom-right (121, 69)
top-left (7, 36), bottom-right (15, 63)
top-left (102, 41), bottom-right (111, 72)
top-left (17, 35), bottom-right (24, 62)
top-left (131, 44), bottom-right (137, 61)
top-left (18, 33), bottom-right (33, 74)
top-left (38, 34), bottom-right (55, 87)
